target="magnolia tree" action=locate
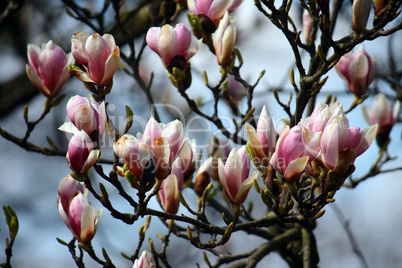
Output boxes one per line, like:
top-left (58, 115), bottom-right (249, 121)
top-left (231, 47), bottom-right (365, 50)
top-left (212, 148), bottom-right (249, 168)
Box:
top-left (0, 0), bottom-right (401, 267)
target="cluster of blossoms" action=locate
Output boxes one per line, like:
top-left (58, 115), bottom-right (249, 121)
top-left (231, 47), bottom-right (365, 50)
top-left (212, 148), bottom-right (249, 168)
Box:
top-left (22, 0), bottom-right (398, 260)
top-left (57, 175), bottom-right (102, 243)
top-left (246, 103), bottom-right (378, 185)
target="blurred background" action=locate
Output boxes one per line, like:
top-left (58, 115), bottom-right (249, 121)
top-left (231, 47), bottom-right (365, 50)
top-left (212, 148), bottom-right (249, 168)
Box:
top-left (1, 0), bottom-right (401, 267)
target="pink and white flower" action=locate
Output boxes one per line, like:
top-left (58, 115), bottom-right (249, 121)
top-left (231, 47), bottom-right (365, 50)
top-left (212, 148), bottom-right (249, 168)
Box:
top-left (66, 130), bottom-right (100, 174)
top-left (133, 250), bottom-right (155, 268)
top-left (65, 193), bottom-right (102, 243)
top-left (246, 105), bottom-right (277, 166)
top-left (113, 134), bottom-right (157, 183)
top-left (26, 40), bottom-right (74, 98)
top-left (59, 95), bottom-right (106, 137)
top-left (321, 111), bottom-right (378, 175)
top-left (70, 32), bottom-right (120, 86)
top-left (272, 125), bottom-right (321, 182)
top-left (335, 47), bottom-right (376, 96)
top-left (187, 0), bottom-right (243, 27)
top-left (214, 12), bottom-right (236, 67)
top-left (146, 24), bottom-right (201, 69)
top-left (218, 146), bottom-right (258, 204)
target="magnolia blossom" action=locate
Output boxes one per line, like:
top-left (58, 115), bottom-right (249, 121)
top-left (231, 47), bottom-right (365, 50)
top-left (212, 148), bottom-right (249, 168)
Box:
top-left (335, 48), bottom-right (376, 96)
top-left (194, 157), bottom-right (213, 196)
top-left (65, 193), bottom-right (102, 243)
top-left (140, 118), bottom-right (185, 179)
top-left (159, 175), bottom-right (180, 214)
top-left (146, 24), bottom-right (201, 70)
top-left (224, 74), bottom-right (247, 106)
top-left (133, 250), bottom-right (155, 268)
top-left (159, 159), bottom-right (185, 214)
top-left (272, 125), bottom-right (321, 183)
top-left (302, 9), bottom-right (313, 42)
top-left (362, 93), bottom-right (400, 147)
top-left (214, 12), bottom-right (236, 67)
top-left (352, 0), bottom-right (372, 32)
top-left (187, 0), bottom-right (243, 27)
top-left (246, 105), bottom-right (277, 166)
top-left (177, 138), bottom-right (197, 182)
top-left (114, 134), bottom-right (157, 183)
top-left (218, 146), bottom-right (258, 204)
top-left (305, 101), bottom-right (343, 133)
top-left (59, 95), bottom-right (106, 137)
top-left (67, 131), bottom-right (100, 174)
top-left (57, 175), bottom-right (87, 216)
top-left (321, 111), bottom-right (378, 175)
top-left (26, 40), bottom-right (74, 98)
top-left (70, 32), bottom-right (120, 86)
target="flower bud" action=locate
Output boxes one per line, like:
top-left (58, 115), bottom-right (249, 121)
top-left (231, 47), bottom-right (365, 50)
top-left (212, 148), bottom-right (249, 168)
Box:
top-left (70, 32), bottom-right (120, 86)
top-left (302, 9), bottom-right (313, 42)
top-left (146, 24), bottom-right (201, 71)
top-left (214, 12), bottom-right (236, 67)
top-left (177, 139), bottom-right (197, 182)
top-left (67, 131), bottom-right (100, 174)
top-left (26, 40), bottom-right (74, 98)
top-left (362, 93), bottom-right (400, 147)
top-left (133, 250), bottom-right (155, 268)
top-left (61, 95), bottom-right (107, 137)
top-left (335, 47), bottom-right (376, 96)
top-left (114, 134), bottom-right (157, 183)
top-left (224, 75), bottom-right (247, 106)
top-left (159, 174), bottom-right (180, 214)
top-left (194, 157), bottom-right (213, 196)
top-left (246, 105), bottom-right (277, 166)
top-left (352, 0), bottom-right (372, 33)
top-left (218, 146), bottom-right (257, 204)
top-left (68, 193), bottom-right (102, 243)
top-left (306, 101), bottom-right (343, 133)
top-left (187, 0), bottom-right (243, 28)
top-left (57, 175), bottom-right (87, 215)
top-left (321, 111), bottom-right (378, 176)
top-left (273, 125), bottom-right (321, 182)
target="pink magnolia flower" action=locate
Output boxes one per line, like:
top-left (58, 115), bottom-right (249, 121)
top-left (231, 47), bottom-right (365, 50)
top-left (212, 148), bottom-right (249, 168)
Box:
top-left (302, 9), bottom-right (313, 42)
top-left (187, 0), bottom-right (243, 27)
top-left (362, 93), bottom-right (400, 147)
top-left (159, 174), bottom-right (180, 214)
top-left (335, 47), bottom-right (376, 96)
top-left (66, 130), bottom-right (100, 174)
top-left (224, 74), bottom-right (247, 106)
top-left (207, 136), bottom-right (232, 179)
top-left (352, 0), bottom-right (372, 32)
top-left (246, 105), bottom-right (277, 166)
top-left (177, 139), bottom-right (197, 182)
top-left (57, 175), bottom-right (87, 216)
top-left (218, 146), bottom-right (258, 204)
top-left (146, 24), bottom-right (201, 69)
top-left (305, 101), bottom-right (343, 133)
top-left (59, 95), bottom-right (106, 137)
top-left (26, 40), bottom-right (74, 98)
top-left (272, 125), bottom-right (321, 183)
top-left (67, 193), bottom-right (103, 244)
top-left (214, 12), bottom-right (236, 67)
top-left (321, 111), bottom-right (378, 175)
top-left (194, 156), bottom-right (213, 196)
top-left (140, 118), bottom-right (185, 179)
top-left (159, 158), bottom-right (184, 214)
top-left (113, 134), bottom-right (157, 183)
top-left (70, 32), bottom-right (120, 86)
top-left (133, 250), bottom-right (155, 268)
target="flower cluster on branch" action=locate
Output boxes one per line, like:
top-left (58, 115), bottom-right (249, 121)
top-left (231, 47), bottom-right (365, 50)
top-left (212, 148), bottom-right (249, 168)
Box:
top-left (0, 0), bottom-right (401, 267)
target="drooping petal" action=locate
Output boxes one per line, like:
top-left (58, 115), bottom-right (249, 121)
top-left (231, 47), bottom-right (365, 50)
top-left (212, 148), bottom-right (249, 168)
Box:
top-left (284, 156), bottom-right (309, 183)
